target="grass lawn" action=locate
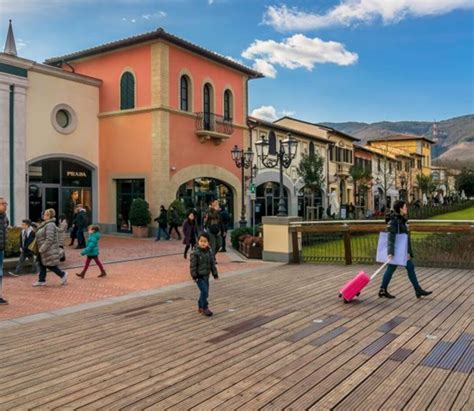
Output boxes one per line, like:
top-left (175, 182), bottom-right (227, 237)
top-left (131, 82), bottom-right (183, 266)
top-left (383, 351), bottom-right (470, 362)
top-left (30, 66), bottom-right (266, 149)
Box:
top-left (428, 206), bottom-right (474, 220)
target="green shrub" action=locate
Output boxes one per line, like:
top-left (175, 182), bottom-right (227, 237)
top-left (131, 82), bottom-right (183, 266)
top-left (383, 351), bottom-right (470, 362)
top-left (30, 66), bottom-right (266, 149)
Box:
top-left (230, 226), bottom-right (261, 249)
top-left (129, 198), bottom-right (151, 227)
top-left (5, 226), bottom-right (21, 258)
top-left (167, 199), bottom-right (187, 225)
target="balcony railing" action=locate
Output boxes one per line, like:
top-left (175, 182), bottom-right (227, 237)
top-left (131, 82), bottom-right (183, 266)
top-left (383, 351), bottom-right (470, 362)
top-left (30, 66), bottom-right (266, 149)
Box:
top-left (195, 112), bottom-right (234, 143)
top-left (336, 162), bottom-right (351, 176)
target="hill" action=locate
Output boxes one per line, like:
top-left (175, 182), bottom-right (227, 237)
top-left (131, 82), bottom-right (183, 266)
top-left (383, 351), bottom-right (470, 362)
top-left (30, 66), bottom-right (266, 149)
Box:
top-left (322, 114), bottom-right (474, 161)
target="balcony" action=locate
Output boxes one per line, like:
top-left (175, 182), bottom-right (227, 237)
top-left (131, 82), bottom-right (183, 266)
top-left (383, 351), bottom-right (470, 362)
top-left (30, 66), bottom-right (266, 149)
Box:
top-left (336, 162), bottom-right (351, 176)
top-left (195, 112), bottom-right (234, 144)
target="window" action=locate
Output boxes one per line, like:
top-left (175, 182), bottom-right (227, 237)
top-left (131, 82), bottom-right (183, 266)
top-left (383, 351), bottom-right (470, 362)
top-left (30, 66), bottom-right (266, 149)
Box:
top-left (268, 131), bottom-right (277, 155)
top-left (309, 142), bottom-right (315, 156)
top-left (51, 104), bottom-right (77, 134)
top-left (223, 89), bottom-right (233, 121)
top-left (203, 83), bottom-right (213, 130)
top-left (336, 147), bottom-right (342, 162)
top-left (389, 162), bottom-right (392, 174)
top-left (180, 75), bottom-right (190, 111)
top-left (397, 162), bottom-right (402, 171)
top-left (378, 157), bottom-right (381, 172)
top-left (329, 146), bottom-right (334, 161)
top-left (120, 72), bottom-right (135, 110)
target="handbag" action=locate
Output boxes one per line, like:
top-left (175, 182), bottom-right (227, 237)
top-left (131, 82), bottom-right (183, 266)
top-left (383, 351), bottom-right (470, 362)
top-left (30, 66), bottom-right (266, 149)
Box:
top-left (376, 232), bottom-right (408, 266)
top-left (28, 238), bottom-right (39, 255)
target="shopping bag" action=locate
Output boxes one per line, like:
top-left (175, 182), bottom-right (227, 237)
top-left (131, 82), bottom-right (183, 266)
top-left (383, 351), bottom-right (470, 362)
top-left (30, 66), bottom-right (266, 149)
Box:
top-left (28, 238), bottom-right (39, 255)
top-left (376, 232), bottom-right (408, 266)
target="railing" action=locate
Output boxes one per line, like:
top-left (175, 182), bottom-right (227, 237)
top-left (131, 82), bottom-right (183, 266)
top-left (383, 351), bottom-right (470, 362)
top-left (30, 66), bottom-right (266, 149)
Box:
top-left (290, 220), bottom-right (474, 269)
top-left (336, 162), bottom-right (351, 176)
top-left (195, 112), bottom-right (234, 135)
top-left (406, 200), bottom-right (474, 219)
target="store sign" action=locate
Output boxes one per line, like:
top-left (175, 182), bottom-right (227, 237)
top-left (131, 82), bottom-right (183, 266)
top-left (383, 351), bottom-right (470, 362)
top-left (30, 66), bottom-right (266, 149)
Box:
top-left (66, 171), bottom-right (88, 178)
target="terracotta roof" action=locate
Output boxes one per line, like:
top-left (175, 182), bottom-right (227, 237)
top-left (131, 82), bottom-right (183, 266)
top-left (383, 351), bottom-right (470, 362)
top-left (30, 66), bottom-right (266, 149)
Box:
top-left (247, 116), bottom-right (329, 144)
top-left (44, 27), bottom-right (262, 79)
top-left (368, 134), bottom-right (435, 144)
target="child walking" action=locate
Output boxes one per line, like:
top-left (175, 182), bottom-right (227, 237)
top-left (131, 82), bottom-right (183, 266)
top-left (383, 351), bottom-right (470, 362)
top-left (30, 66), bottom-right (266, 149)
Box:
top-left (9, 219), bottom-right (37, 276)
top-left (76, 225), bottom-right (107, 279)
top-left (190, 232), bottom-right (218, 317)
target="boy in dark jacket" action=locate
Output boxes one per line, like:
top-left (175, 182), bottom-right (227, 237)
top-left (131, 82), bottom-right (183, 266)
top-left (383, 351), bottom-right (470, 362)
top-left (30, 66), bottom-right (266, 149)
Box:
top-left (9, 219), bottom-right (37, 276)
top-left (190, 232), bottom-right (218, 317)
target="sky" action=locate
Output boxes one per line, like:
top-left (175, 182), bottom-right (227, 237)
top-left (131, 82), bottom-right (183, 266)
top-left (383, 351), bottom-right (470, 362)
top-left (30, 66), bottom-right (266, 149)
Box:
top-left (1, 0), bottom-right (473, 123)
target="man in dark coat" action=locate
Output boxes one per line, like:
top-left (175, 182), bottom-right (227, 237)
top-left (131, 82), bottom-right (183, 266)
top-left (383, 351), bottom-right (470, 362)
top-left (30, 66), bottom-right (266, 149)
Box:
top-left (75, 205), bottom-right (88, 249)
top-left (0, 197), bottom-right (9, 305)
top-left (220, 205), bottom-right (231, 252)
top-left (9, 219), bottom-right (37, 275)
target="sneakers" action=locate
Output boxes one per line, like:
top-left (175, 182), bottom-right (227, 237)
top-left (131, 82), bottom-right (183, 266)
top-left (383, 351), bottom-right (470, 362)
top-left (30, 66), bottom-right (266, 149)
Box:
top-left (0, 297), bottom-right (8, 305)
top-left (60, 272), bottom-right (68, 285)
top-left (202, 308), bottom-right (213, 317)
top-left (7, 271), bottom-right (19, 277)
top-left (33, 281), bottom-right (46, 287)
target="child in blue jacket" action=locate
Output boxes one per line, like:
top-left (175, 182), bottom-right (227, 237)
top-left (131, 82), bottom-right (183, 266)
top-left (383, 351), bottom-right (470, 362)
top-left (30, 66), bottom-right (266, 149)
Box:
top-left (76, 225), bottom-right (107, 278)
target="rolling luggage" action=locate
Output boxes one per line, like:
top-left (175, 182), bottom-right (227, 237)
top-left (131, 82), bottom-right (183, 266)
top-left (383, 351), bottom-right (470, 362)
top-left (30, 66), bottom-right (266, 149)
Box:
top-left (339, 260), bottom-right (390, 303)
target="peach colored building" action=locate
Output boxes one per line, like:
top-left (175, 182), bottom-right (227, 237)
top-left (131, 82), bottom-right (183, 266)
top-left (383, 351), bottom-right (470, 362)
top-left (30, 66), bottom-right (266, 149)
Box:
top-left (46, 28), bottom-right (262, 232)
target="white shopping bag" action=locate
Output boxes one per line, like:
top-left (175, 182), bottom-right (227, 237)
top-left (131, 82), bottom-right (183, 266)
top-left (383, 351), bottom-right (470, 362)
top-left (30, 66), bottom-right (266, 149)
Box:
top-left (376, 232), bottom-right (408, 266)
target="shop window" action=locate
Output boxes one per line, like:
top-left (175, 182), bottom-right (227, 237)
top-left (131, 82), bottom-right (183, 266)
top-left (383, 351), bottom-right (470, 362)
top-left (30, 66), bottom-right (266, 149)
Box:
top-left (120, 72), bottom-right (135, 110)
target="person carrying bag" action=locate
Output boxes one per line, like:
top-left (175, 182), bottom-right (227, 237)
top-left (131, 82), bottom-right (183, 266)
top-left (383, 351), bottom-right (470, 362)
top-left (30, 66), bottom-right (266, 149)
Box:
top-left (376, 200), bottom-right (432, 299)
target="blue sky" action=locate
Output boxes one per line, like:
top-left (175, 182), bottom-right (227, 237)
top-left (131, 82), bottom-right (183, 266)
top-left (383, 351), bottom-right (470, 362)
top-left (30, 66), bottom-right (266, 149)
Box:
top-left (1, 0), bottom-right (473, 123)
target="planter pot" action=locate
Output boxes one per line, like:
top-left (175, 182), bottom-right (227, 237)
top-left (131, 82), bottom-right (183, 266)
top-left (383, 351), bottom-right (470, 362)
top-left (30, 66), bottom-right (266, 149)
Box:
top-left (132, 225), bottom-right (149, 238)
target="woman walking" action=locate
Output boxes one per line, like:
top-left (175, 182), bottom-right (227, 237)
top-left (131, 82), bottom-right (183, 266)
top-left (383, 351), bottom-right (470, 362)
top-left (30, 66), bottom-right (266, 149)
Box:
top-left (33, 208), bottom-right (68, 287)
top-left (379, 200), bottom-right (432, 299)
top-left (76, 225), bottom-right (106, 278)
top-left (182, 211), bottom-right (197, 259)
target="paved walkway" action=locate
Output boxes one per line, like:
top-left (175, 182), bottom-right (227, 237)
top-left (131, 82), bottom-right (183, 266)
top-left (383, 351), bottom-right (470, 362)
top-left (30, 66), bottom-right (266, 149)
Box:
top-left (0, 263), bottom-right (472, 409)
top-left (0, 235), bottom-right (266, 321)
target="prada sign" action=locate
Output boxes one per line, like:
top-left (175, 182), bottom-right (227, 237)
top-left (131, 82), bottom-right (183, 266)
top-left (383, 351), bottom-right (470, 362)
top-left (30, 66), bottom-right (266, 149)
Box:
top-left (66, 171), bottom-right (88, 178)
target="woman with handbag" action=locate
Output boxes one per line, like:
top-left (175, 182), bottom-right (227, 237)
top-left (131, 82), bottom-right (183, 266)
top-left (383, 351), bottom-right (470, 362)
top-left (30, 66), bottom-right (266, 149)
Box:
top-left (33, 209), bottom-right (68, 287)
top-left (379, 200), bottom-right (432, 299)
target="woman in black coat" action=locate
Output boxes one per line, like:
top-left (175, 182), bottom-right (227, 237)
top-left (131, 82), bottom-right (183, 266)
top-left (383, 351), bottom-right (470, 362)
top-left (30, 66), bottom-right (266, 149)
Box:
top-left (379, 200), bottom-right (432, 299)
top-left (182, 211), bottom-right (197, 259)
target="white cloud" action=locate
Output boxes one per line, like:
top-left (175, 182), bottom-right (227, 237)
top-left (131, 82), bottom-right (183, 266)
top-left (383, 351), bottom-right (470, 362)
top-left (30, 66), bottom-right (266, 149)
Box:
top-left (142, 11), bottom-right (167, 19)
top-left (251, 105), bottom-right (278, 122)
top-left (250, 106), bottom-right (296, 122)
top-left (263, 1), bottom-right (474, 31)
top-left (242, 34), bottom-right (358, 78)
top-left (16, 38), bottom-right (28, 50)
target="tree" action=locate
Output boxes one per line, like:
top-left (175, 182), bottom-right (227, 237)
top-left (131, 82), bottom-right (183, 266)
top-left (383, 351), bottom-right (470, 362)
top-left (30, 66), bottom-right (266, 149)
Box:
top-left (297, 151), bottom-right (325, 219)
top-left (456, 169), bottom-right (474, 197)
top-left (416, 174), bottom-right (437, 196)
top-left (350, 164), bottom-right (372, 209)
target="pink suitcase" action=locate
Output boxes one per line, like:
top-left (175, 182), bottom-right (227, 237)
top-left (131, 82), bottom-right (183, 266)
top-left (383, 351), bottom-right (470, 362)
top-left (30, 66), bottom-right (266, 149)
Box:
top-left (339, 261), bottom-right (390, 303)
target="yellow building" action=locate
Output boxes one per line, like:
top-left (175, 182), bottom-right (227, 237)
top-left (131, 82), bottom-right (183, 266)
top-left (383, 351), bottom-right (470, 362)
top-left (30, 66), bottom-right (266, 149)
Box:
top-left (368, 134), bottom-right (435, 176)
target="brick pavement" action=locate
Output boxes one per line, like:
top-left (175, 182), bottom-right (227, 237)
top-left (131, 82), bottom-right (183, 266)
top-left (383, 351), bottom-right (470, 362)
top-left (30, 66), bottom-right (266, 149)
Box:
top-left (0, 235), bottom-right (265, 321)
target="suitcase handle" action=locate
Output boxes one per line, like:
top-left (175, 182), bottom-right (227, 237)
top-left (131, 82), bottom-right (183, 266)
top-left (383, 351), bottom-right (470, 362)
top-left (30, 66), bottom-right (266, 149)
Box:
top-left (370, 260), bottom-right (391, 280)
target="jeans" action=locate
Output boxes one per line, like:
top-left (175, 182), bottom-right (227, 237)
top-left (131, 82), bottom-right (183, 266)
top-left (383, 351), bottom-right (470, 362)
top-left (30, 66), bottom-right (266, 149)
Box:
top-left (76, 229), bottom-right (85, 247)
top-left (380, 259), bottom-right (421, 291)
top-left (38, 255), bottom-right (65, 283)
top-left (196, 277), bottom-right (209, 309)
top-left (156, 227), bottom-right (170, 240)
top-left (209, 233), bottom-right (222, 256)
top-left (15, 251), bottom-right (38, 274)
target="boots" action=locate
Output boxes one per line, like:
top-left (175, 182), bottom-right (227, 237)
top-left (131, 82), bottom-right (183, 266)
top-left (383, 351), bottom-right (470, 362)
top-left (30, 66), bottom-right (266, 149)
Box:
top-left (378, 288), bottom-right (396, 299)
top-left (416, 289), bottom-right (432, 298)
top-left (76, 271), bottom-right (85, 279)
top-left (98, 270), bottom-right (107, 278)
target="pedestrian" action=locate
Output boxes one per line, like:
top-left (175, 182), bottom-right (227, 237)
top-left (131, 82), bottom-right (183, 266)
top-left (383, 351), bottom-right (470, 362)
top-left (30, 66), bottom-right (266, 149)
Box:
top-left (205, 199), bottom-right (223, 257)
top-left (182, 211), bottom-right (197, 259)
top-left (220, 205), bottom-right (231, 252)
top-left (168, 206), bottom-right (182, 240)
top-left (154, 205), bottom-right (170, 241)
top-left (58, 214), bottom-right (68, 262)
top-left (75, 205), bottom-right (88, 249)
top-left (33, 208), bottom-right (68, 287)
top-left (8, 219), bottom-right (37, 276)
top-left (379, 200), bottom-right (433, 299)
top-left (69, 207), bottom-right (78, 246)
top-left (347, 202), bottom-right (355, 219)
top-left (0, 197), bottom-right (9, 304)
top-left (190, 232), bottom-right (219, 317)
top-left (76, 225), bottom-right (106, 278)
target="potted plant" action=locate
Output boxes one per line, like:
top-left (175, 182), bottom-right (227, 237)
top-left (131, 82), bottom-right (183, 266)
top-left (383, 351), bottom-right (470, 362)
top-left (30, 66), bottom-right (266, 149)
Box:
top-left (129, 198), bottom-right (151, 238)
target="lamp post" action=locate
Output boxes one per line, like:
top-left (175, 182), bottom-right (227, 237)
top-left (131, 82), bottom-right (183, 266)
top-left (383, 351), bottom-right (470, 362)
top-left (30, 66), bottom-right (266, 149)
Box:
top-left (231, 145), bottom-right (254, 227)
top-left (255, 133), bottom-right (298, 216)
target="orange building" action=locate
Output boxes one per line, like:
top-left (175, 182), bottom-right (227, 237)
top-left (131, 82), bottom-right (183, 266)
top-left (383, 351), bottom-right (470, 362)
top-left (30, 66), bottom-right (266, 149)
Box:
top-left (46, 28), bottom-right (262, 232)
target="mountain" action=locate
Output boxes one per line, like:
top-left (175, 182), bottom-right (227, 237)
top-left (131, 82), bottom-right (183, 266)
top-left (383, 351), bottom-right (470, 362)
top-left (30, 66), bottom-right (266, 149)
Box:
top-left (322, 114), bottom-right (474, 162)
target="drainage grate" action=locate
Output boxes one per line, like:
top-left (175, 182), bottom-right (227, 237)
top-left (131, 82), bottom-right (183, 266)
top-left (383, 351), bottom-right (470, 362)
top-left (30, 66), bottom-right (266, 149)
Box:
top-left (113, 297), bottom-right (184, 315)
top-left (362, 333), bottom-right (398, 356)
top-left (389, 347), bottom-right (413, 362)
top-left (377, 316), bottom-right (407, 333)
top-left (310, 326), bottom-right (347, 346)
top-left (286, 315), bottom-right (342, 343)
top-left (437, 333), bottom-right (473, 371)
top-left (420, 341), bottom-right (453, 368)
top-left (453, 345), bottom-right (474, 374)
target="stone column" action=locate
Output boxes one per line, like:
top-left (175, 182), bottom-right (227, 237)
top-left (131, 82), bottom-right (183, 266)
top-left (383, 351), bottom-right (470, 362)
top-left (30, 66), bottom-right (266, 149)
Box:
top-left (13, 85), bottom-right (27, 225)
top-left (262, 216), bottom-right (302, 263)
top-left (0, 83), bottom-right (10, 206)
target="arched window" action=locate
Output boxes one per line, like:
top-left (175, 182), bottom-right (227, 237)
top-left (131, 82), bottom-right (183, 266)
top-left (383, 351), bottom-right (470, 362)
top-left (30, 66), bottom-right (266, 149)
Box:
top-left (223, 89), bottom-right (233, 121)
top-left (203, 83), bottom-right (213, 130)
top-left (309, 142), bottom-right (315, 156)
top-left (120, 72), bottom-right (135, 110)
top-left (180, 75), bottom-right (190, 111)
top-left (268, 131), bottom-right (277, 155)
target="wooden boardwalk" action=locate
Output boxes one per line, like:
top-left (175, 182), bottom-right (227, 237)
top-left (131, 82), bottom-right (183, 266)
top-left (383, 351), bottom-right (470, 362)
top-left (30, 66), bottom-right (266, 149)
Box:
top-left (0, 264), bottom-right (472, 410)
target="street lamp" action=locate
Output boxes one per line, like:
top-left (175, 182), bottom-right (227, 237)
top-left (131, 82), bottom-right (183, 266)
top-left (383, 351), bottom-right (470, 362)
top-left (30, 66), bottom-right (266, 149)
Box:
top-left (231, 145), bottom-right (254, 227)
top-left (255, 132), bottom-right (298, 216)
